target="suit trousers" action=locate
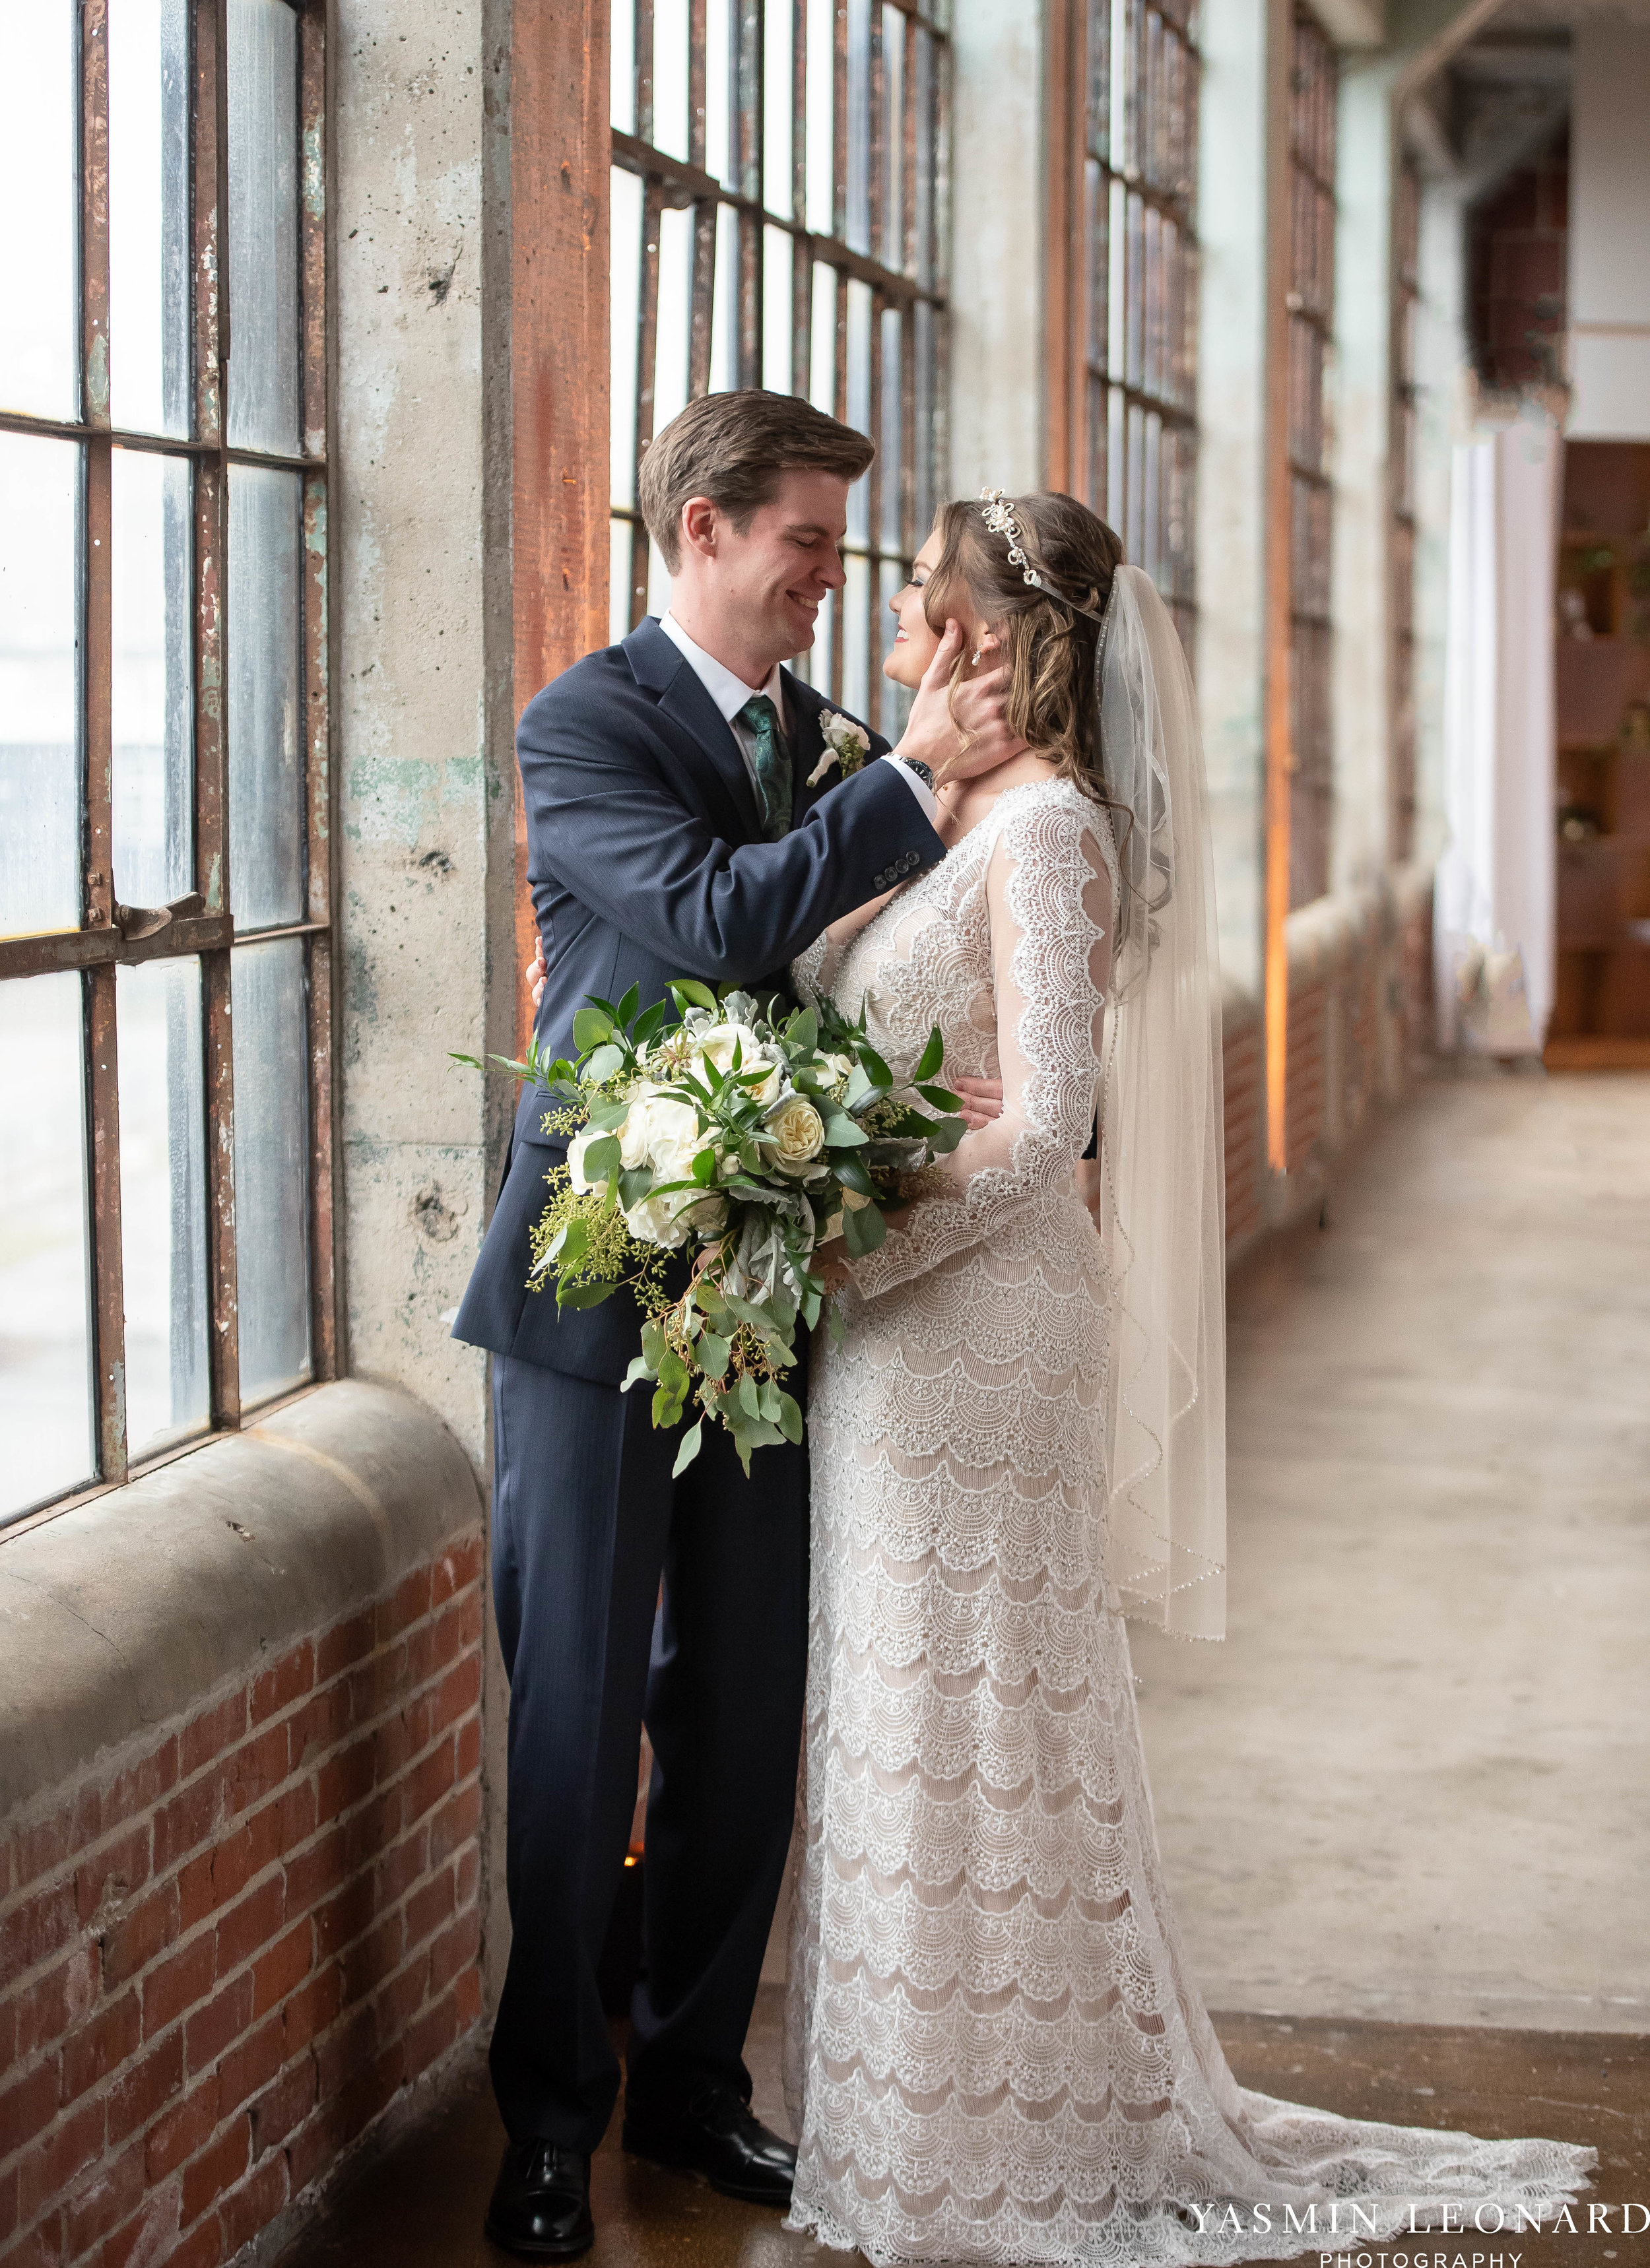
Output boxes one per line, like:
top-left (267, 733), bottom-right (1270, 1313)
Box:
top-left (488, 1351), bottom-right (809, 2150)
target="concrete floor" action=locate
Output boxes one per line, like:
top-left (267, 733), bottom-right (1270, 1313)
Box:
top-left (1131, 1068), bottom-right (1650, 2034)
top-left (281, 1068), bottom-right (1650, 2265)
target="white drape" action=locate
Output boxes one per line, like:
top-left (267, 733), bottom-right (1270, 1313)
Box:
top-left (1436, 417), bottom-right (1562, 1054)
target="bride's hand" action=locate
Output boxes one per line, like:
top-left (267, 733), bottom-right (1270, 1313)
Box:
top-left (525, 935), bottom-right (547, 1010)
top-left (892, 624), bottom-right (1026, 789)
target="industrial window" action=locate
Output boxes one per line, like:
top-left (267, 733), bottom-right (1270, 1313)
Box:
top-left (609, 0), bottom-right (952, 738)
top-left (1287, 5), bottom-right (1336, 906)
top-left (1390, 153), bottom-right (1419, 864)
top-left (0, 0), bottom-right (334, 1528)
top-left (1047, 0), bottom-right (1201, 653)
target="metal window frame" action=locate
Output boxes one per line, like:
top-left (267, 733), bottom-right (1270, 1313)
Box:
top-left (1047, 0), bottom-right (1201, 653)
top-left (0, 0), bottom-right (337, 1530)
top-left (1285, 3), bottom-right (1335, 909)
top-left (609, 0), bottom-right (952, 739)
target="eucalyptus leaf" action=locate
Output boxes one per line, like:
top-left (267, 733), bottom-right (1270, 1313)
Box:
top-left (843, 1064), bottom-right (874, 1112)
top-left (698, 1332), bottom-right (731, 1379)
top-left (585, 1097), bottom-right (632, 1132)
top-left (671, 978), bottom-right (719, 1013)
top-left (777, 1392), bottom-right (804, 1444)
top-left (652, 1384), bottom-right (684, 1429)
top-left (620, 1353), bottom-right (654, 1393)
top-left (671, 1421), bottom-right (704, 1477)
top-left (928, 1115), bottom-right (966, 1155)
top-left (618, 1167), bottom-right (654, 1208)
top-left (572, 1006), bottom-right (613, 1052)
top-left (583, 1134), bottom-right (622, 1181)
top-left (558, 1280), bottom-right (616, 1308)
top-left (821, 1114), bottom-right (868, 1148)
top-left (657, 1349), bottom-right (689, 1395)
top-left (585, 1044), bottom-right (626, 1084)
top-left (735, 1375), bottom-right (760, 1420)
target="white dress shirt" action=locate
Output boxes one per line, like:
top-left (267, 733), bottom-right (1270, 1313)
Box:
top-left (658, 612), bottom-right (937, 822)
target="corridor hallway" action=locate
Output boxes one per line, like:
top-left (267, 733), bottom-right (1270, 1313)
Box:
top-left (282, 1071), bottom-right (1650, 2266)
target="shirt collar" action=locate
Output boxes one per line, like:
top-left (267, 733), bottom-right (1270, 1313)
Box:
top-left (659, 612), bottom-right (785, 726)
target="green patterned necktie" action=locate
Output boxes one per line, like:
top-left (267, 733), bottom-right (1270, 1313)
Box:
top-left (737, 694), bottom-right (793, 841)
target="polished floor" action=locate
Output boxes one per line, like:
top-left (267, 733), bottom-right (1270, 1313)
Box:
top-left (282, 1069), bottom-right (1650, 2265)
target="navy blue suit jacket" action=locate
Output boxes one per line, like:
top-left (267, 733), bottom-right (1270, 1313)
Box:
top-left (451, 617), bottom-right (945, 1381)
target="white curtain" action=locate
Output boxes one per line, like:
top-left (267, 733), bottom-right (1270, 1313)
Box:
top-left (1435, 417), bottom-right (1562, 1054)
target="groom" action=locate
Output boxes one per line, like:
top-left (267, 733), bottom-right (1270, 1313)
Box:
top-left (453, 389), bottom-right (1013, 2259)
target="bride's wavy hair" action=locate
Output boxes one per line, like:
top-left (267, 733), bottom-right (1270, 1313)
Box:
top-left (921, 490), bottom-right (1125, 804)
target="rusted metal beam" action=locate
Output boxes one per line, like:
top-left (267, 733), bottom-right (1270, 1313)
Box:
top-left (86, 969), bottom-right (128, 1486)
top-left (631, 178), bottom-right (663, 628)
top-left (512, 1), bottom-right (610, 1053)
top-left (0, 913), bottom-right (236, 981)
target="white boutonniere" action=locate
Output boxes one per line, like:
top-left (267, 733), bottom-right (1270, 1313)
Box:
top-left (806, 709), bottom-right (871, 788)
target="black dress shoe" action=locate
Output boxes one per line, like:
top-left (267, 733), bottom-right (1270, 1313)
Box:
top-left (484, 2141), bottom-right (595, 2260)
top-left (622, 2081), bottom-right (797, 2207)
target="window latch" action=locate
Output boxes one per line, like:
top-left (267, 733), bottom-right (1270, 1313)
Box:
top-left (114, 891), bottom-right (205, 943)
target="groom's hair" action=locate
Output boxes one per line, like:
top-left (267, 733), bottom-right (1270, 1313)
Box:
top-left (639, 390), bottom-right (874, 572)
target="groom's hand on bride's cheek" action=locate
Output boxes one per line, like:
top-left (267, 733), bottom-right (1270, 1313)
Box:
top-left (896, 624), bottom-right (1026, 786)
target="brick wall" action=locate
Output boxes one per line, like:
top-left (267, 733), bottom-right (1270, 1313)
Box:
top-left (0, 1530), bottom-right (486, 2268)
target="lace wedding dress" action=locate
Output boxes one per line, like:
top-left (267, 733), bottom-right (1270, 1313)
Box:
top-left (782, 775), bottom-right (1593, 2266)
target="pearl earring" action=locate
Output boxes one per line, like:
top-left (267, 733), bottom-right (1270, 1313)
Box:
top-left (970, 647), bottom-right (983, 666)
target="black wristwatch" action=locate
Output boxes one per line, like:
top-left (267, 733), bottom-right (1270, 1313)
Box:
top-left (900, 757), bottom-right (935, 791)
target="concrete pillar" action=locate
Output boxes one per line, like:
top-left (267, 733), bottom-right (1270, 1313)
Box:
top-left (947, 0), bottom-right (1044, 500)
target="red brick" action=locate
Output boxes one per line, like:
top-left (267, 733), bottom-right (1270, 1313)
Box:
top-left (1, 1877), bottom-right (81, 1982)
top-left (430, 1532), bottom-right (482, 1607)
top-left (14, 1789), bottom-right (101, 1893)
top-left (176, 1853), bottom-right (216, 1936)
top-left (75, 1824), bottom-right (152, 1928)
top-left (145, 2073), bottom-right (219, 2183)
top-left (372, 1823), bottom-right (428, 1916)
top-left (403, 1867), bottom-right (454, 1957)
top-left (315, 1609), bottom-right (374, 1683)
top-left (7, 2209), bottom-right (65, 2268)
top-left (13, 1945), bottom-right (98, 2059)
top-left (100, 1877), bottom-right (178, 1989)
top-left (19, 2095), bottom-right (105, 2226)
top-left (248, 2057), bottom-right (315, 2160)
top-left (347, 1641), bottom-right (408, 1728)
top-left (183, 1970), bottom-right (251, 2077)
top-left (102, 1741), bottom-right (179, 1839)
top-left (282, 1821), bottom-right (348, 1917)
top-left (216, 2149), bottom-right (287, 2254)
top-left (455, 1712), bottom-right (481, 1781)
top-left (166, 2213), bottom-right (224, 2268)
top-left (280, 1964), bottom-right (341, 2057)
top-left (99, 2177), bottom-right (180, 2268)
top-left (370, 1708), bottom-right (413, 1788)
top-left (181, 1693), bottom-right (247, 1782)
top-left (61, 1989), bottom-right (141, 2104)
top-left (142, 1931), bottom-right (215, 2040)
top-left (402, 1983), bottom-right (461, 2082)
top-left (272, 1780), bottom-right (317, 1857)
top-left (377, 1566), bottom-right (432, 1645)
top-left (222, 1723), bottom-right (290, 1820)
top-left (216, 2012), bottom-right (286, 2119)
top-left (339, 1914), bottom-right (401, 2011)
top-left (180, 2114), bottom-right (249, 2227)
top-left (429, 1778), bottom-right (482, 1869)
top-left (430, 1654), bottom-right (480, 1740)
top-left (288, 1678), bottom-right (352, 1772)
top-left (105, 2027), bottom-right (184, 2149)
top-left (401, 1736), bottom-right (456, 1832)
top-left (372, 1947), bottom-right (429, 2046)
top-left (314, 1875), bottom-right (373, 1963)
top-left (0, 2053), bottom-right (62, 2156)
top-left (315, 1733), bottom-right (375, 1828)
top-left (250, 1639), bottom-right (314, 1727)
top-left (282, 2100), bottom-right (343, 2198)
top-left (152, 1776), bottom-right (220, 1875)
top-left (313, 2003), bottom-right (375, 2105)
top-left (63, 2138), bottom-right (144, 2256)
top-left (251, 1920), bottom-right (312, 2019)
top-left (215, 1875), bottom-right (285, 1978)
top-left (428, 1904), bottom-right (481, 1999)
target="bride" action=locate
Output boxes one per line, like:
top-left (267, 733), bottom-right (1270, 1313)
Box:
top-left (781, 488), bottom-right (1594, 2265)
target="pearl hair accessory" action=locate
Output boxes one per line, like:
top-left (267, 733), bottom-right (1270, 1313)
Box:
top-left (977, 487), bottom-right (1108, 627)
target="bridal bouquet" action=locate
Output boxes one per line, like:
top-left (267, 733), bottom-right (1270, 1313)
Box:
top-left (455, 982), bottom-right (965, 1473)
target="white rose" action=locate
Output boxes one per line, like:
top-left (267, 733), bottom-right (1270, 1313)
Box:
top-left (566, 1130), bottom-right (597, 1192)
top-left (622, 1192), bottom-right (693, 1250)
top-left (625, 1092), bottom-right (699, 1171)
top-left (698, 1022), bottom-right (769, 1089)
top-left (764, 1094), bottom-right (824, 1175)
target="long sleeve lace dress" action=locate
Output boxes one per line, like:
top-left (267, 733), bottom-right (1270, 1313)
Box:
top-left (781, 775), bottom-right (1593, 2266)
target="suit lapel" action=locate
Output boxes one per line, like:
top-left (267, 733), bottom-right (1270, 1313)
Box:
top-left (785, 672), bottom-right (834, 829)
top-left (624, 618), bottom-right (763, 841)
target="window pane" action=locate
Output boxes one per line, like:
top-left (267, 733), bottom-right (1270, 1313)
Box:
top-left (228, 465), bottom-right (303, 930)
top-left (0, 973), bottom-right (94, 1521)
top-left (652, 0), bottom-right (689, 165)
top-left (110, 0), bottom-right (192, 437)
top-left (0, 5), bottom-right (78, 419)
top-left (113, 450), bottom-right (193, 909)
top-left (117, 957), bottom-right (209, 1460)
top-left (226, 0), bottom-right (300, 453)
top-left (232, 937), bottom-right (311, 1404)
top-left (0, 434), bottom-right (81, 939)
top-left (610, 167), bottom-right (643, 509)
